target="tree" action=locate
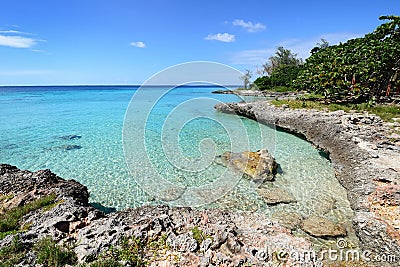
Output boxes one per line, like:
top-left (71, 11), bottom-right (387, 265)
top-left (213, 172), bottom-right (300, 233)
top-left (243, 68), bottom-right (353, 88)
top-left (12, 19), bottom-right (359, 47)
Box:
top-left (310, 39), bottom-right (329, 54)
top-left (263, 46), bottom-right (303, 75)
top-left (240, 69), bottom-right (252, 90)
top-left (254, 47), bottom-right (303, 90)
top-left (294, 15), bottom-right (400, 102)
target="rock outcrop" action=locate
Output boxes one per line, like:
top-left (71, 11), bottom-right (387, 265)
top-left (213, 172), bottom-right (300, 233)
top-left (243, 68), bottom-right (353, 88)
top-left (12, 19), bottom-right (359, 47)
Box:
top-left (215, 149), bottom-right (278, 182)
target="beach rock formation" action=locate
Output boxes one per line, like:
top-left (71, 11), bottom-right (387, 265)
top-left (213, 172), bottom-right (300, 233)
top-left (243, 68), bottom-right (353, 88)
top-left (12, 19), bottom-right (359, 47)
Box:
top-left (215, 149), bottom-right (278, 182)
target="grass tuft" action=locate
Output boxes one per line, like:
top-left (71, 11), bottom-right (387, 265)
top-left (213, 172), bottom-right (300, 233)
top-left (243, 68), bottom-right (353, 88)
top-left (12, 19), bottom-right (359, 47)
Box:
top-left (0, 236), bottom-right (27, 267)
top-left (34, 236), bottom-right (77, 267)
top-left (0, 194), bottom-right (57, 239)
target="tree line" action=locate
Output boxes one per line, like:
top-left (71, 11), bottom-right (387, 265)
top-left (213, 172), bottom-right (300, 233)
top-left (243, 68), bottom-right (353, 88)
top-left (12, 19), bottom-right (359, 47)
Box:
top-left (252, 15), bottom-right (400, 103)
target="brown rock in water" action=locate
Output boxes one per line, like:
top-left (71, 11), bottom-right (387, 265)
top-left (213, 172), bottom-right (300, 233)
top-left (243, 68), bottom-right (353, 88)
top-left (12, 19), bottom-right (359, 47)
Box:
top-left (301, 215), bottom-right (347, 238)
top-left (216, 149), bottom-right (277, 182)
top-left (272, 211), bottom-right (303, 231)
top-left (257, 187), bottom-right (297, 205)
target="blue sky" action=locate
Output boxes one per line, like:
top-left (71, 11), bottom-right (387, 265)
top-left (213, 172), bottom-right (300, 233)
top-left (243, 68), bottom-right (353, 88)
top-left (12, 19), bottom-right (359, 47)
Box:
top-left (0, 0), bottom-right (398, 85)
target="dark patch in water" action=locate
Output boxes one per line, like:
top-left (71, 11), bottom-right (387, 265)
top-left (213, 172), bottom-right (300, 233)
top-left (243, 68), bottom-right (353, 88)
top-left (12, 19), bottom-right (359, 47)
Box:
top-left (276, 163), bottom-right (284, 174)
top-left (2, 144), bottom-right (18, 149)
top-left (318, 150), bottom-right (331, 161)
top-left (90, 202), bottom-right (117, 214)
top-left (50, 144), bottom-right (82, 151)
top-left (58, 134), bottom-right (82, 140)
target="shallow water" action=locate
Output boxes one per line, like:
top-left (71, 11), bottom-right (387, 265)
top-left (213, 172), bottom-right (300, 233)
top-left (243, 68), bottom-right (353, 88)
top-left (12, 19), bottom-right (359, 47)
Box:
top-left (0, 85), bottom-right (355, 246)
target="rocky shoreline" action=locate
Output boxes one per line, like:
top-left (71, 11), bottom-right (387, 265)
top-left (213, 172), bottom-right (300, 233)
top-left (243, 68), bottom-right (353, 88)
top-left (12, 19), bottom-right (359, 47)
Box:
top-left (215, 101), bottom-right (400, 265)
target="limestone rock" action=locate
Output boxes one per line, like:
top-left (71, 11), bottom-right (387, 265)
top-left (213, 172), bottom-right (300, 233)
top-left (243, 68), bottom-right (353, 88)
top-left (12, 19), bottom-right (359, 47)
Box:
top-left (272, 211), bottom-right (303, 231)
top-left (216, 149), bottom-right (278, 182)
top-left (257, 186), bottom-right (297, 205)
top-left (301, 215), bottom-right (347, 238)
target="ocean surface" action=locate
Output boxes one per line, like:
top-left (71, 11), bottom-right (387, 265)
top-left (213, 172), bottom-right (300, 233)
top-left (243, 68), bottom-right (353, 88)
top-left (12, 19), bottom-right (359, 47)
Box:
top-left (0, 85), bottom-right (355, 244)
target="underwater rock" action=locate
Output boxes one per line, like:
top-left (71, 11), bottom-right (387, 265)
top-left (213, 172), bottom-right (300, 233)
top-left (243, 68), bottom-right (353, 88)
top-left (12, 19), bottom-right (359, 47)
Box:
top-left (59, 134), bottom-right (82, 140)
top-left (215, 149), bottom-right (278, 182)
top-left (256, 186), bottom-right (297, 205)
top-left (2, 144), bottom-right (18, 149)
top-left (57, 144), bottom-right (82, 151)
top-left (271, 211), bottom-right (303, 231)
top-left (301, 215), bottom-right (347, 238)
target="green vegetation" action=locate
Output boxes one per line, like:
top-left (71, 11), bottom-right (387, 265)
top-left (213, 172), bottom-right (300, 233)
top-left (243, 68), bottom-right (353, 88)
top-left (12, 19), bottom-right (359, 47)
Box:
top-left (108, 236), bottom-right (146, 266)
top-left (295, 16), bottom-right (400, 102)
top-left (83, 259), bottom-right (123, 267)
top-left (34, 236), bottom-right (77, 267)
top-left (0, 236), bottom-right (27, 267)
top-left (271, 98), bottom-right (400, 121)
top-left (0, 194), bottom-right (57, 239)
top-left (83, 234), bottom-right (170, 267)
top-left (0, 194), bottom-right (14, 202)
top-left (191, 226), bottom-right (213, 246)
top-left (254, 46), bottom-right (303, 90)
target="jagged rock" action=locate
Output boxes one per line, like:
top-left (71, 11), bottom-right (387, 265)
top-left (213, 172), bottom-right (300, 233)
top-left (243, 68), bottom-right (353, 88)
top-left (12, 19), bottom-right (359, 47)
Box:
top-left (301, 215), bottom-right (347, 238)
top-left (257, 186), bottom-right (297, 205)
top-left (215, 149), bottom-right (278, 182)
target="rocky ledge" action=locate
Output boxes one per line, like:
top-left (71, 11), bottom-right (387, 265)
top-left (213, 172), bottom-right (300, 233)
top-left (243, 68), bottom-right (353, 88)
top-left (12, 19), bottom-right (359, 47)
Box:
top-left (215, 101), bottom-right (400, 264)
top-left (0, 164), bottom-right (327, 266)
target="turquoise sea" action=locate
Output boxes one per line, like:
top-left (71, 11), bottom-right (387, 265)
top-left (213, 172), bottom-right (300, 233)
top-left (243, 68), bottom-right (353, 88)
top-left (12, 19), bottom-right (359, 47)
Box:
top-left (0, 85), bottom-right (354, 236)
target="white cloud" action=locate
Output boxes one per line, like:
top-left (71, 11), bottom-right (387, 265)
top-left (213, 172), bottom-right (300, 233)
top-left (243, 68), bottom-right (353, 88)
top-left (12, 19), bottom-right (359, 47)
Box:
top-left (231, 32), bottom-right (363, 65)
top-left (205, 33), bottom-right (235, 43)
top-left (0, 34), bottom-right (38, 48)
top-left (130, 41), bottom-right (146, 48)
top-left (232, 19), bottom-right (266, 33)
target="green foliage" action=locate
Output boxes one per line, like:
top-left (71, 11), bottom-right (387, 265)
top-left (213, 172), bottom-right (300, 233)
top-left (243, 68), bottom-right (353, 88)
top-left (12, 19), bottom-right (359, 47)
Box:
top-left (0, 236), bottom-right (28, 267)
top-left (96, 234), bottom-right (171, 266)
top-left (84, 259), bottom-right (123, 267)
top-left (191, 226), bottom-right (213, 246)
top-left (269, 65), bottom-right (302, 87)
top-left (254, 76), bottom-right (271, 90)
top-left (264, 46), bottom-right (303, 75)
top-left (295, 16), bottom-right (400, 102)
top-left (109, 236), bottom-right (146, 266)
top-left (34, 236), bottom-right (77, 267)
top-left (255, 46), bottom-right (303, 90)
top-left (0, 194), bottom-right (14, 202)
top-left (0, 194), bottom-right (56, 235)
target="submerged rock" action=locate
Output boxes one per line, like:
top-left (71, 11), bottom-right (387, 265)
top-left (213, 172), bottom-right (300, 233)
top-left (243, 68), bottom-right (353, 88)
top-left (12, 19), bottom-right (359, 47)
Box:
top-left (215, 149), bottom-right (278, 182)
top-left (257, 186), bottom-right (297, 205)
top-left (58, 134), bottom-right (82, 140)
top-left (55, 144), bottom-right (82, 151)
top-left (301, 215), bottom-right (347, 238)
top-left (310, 195), bottom-right (337, 215)
top-left (271, 211), bottom-right (303, 231)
